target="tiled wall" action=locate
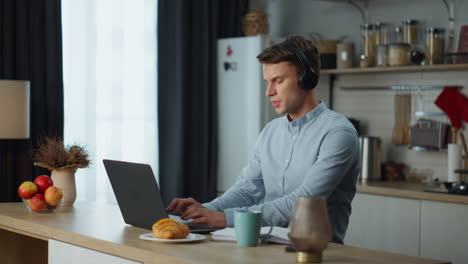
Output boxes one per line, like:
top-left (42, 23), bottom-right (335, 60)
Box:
top-left (322, 70), bottom-right (468, 182)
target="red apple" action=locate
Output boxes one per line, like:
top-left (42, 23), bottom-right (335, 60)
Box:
top-left (34, 175), bottom-right (53, 193)
top-left (28, 193), bottom-right (47, 212)
top-left (18, 181), bottom-right (38, 199)
top-left (44, 186), bottom-right (63, 207)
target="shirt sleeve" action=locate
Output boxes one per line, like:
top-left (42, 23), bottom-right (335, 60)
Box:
top-left (221, 127), bottom-right (359, 227)
top-left (202, 130), bottom-right (267, 226)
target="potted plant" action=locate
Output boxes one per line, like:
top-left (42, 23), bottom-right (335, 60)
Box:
top-left (32, 137), bottom-right (90, 207)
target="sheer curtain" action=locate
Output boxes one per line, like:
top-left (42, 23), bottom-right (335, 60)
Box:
top-left (62, 0), bottom-right (158, 204)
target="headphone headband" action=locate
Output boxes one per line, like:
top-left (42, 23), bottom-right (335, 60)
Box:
top-left (283, 40), bottom-right (318, 90)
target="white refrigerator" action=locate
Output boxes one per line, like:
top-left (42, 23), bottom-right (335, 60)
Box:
top-left (216, 35), bottom-right (282, 194)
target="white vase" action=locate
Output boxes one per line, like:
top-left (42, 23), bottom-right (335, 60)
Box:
top-left (51, 167), bottom-right (77, 207)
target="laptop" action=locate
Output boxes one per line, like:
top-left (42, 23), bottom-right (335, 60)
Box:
top-left (103, 159), bottom-right (221, 233)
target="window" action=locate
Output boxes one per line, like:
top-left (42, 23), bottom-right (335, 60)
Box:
top-left (62, 0), bottom-right (158, 204)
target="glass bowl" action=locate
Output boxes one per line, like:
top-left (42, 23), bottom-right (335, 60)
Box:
top-left (22, 197), bottom-right (63, 214)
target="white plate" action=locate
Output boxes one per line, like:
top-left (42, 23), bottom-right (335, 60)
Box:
top-left (139, 233), bottom-right (206, 243)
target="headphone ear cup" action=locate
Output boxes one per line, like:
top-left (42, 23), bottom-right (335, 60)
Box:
top-left (298, 71), bottom-right (315, 90)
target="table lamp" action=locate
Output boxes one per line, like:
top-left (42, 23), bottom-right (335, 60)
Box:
top-left (0, 80), bottom-right (30, 139)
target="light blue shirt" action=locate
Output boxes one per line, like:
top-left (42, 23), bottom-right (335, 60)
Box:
top-left (204, 102), bottom-right (360, 243)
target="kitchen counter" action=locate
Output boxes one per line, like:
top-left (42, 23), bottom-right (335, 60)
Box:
top-left (358, 181), bottom-right (468, 204)
top-left (0, 201), bottom-right (449, 264)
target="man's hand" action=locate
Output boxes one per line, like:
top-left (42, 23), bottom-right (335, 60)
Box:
top-left (181, 207), bottom-right (227, 228)
top-left (166, 197), bottom-right (202, 214)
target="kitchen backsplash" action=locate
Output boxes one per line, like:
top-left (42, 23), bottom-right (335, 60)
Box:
top-left (321, 71), bottom-right (468, 182)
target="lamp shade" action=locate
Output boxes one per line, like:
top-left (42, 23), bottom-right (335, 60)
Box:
top-left (0, 80), bottom-right (30, 139)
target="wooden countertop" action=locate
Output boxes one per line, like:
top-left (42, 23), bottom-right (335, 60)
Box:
top-left (357, 181), bottom-right (468, 205)
top-left (0, 202), bottom-right (448, 264)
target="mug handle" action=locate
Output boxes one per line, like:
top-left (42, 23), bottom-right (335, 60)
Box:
top-left (259, 219), bottom-right (273, 243)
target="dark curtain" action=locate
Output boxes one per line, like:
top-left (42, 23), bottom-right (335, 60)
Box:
top-left (0, 0), bottom-right (63, 202)
top-left (158, 0), bottom-right (248, 205)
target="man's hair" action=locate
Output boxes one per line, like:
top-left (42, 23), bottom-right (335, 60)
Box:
top-left (257, 35), bottom-right (320, 90)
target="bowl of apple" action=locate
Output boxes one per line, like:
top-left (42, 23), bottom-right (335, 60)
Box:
top-left (18, 175), bottom-right (64, 213)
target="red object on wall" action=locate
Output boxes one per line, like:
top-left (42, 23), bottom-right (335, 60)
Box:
top-left (435, 86), bottom-right (468, 128)
top-left (226, 45), bottom-right (233, 57)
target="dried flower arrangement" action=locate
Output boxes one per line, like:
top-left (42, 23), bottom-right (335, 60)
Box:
top-left (32, 137), bottom-right (90, 171)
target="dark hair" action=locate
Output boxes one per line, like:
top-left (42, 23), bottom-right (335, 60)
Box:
top-left (257, 35), bottom-right (320, 89)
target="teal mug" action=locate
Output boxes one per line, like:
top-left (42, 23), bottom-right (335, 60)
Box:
top-left (234, 210), bottom-right (273, 247)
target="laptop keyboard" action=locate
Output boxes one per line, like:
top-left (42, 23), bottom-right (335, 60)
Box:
top-left (169, 214), bottom-right (220, 232)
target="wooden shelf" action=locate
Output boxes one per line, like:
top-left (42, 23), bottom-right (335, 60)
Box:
top-left (321, 63), bottom-right (468, 74)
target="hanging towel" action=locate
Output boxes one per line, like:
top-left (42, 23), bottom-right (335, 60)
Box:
top-left (434, 86), bottom-right (465, 128)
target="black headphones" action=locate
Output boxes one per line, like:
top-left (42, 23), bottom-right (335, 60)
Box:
top-left (283, 40), bottom-right (318, 90)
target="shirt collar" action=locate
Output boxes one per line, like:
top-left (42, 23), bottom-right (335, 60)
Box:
top-left (286, 102), bottom-right (327, 129)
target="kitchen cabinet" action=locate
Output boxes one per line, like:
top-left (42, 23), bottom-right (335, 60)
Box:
top-left (345, 191), bottom-right (468, 264)
top-left (344, 193), bottom-right (421, 257)
top-left (420, 200), bottom-right (468, 264)
top-left (49, 239), bottom-right (142, 264)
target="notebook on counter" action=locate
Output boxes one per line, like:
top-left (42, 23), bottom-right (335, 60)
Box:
top-left (103, 159), bottom-right (222, 233)
top-left (211, 226), bottom-right (290, 244)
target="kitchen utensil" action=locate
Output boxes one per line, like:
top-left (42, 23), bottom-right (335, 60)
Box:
top-left (393, 94), bottom-right (404, 144)
top-left (402, 94), bottom-right (411, 145)
top-left (359, 136), bottom-right (382, 182)
top-left (460, 132), bottom-right (468, 155)
top-left (288, 197), bottom-right (332, 263)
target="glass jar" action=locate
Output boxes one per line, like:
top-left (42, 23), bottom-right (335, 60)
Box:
top-left (361, 24), bottom-right (376, 67)
top-left (375, 22), bottom-right (390, 45)
top-left (394, 26), bottom-right (404, 43)
top-left (388, 43), bottom-right (411, 66)
top-left (376, 44), bottom-right (389, 67)
top-left (402, 19), bottom-right (420, 45)
top-left (425, 27), bottom-right (445, 65)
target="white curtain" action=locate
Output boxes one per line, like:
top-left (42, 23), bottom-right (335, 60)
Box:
top-left (62, 0), bottom-right (158, 204)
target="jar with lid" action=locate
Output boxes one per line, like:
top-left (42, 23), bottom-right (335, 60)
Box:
top-left (402, 19), bottom-right (420, 45)
top-left (394, 26), bottom-right (404, 43)
top-left (375, 22), bottom-right (391, 66)
top-left (388, 43), bottom-right (411, 66)
top-left (375, 22), bottom-right (390, 45)
top-left (425, 27), bottom-right (445, 65)
top-left (361, 24), bottom-right (376, 67)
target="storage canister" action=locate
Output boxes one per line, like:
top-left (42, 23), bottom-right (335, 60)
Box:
top-left (337, 42), bottom-right (354, 69)
top-left (359, 136), bottom-right (382, 182)
top-left (376, 44), bottom-right (389, 66)
top-left (402, 19), bottom-right (420, 45)
top-left (361, 24), bottom-right (376, 67)
top-left (375, 22), bottom-right (390, 45)
top-left (425, 27), bottom-right (445, 65)
top-left (388, 43), bottom-right (410, 66)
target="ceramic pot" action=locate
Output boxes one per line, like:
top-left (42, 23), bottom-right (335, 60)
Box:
top-left (51, 167), bottom-right (77, 207)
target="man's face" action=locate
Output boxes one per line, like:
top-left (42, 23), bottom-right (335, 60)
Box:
top-left (263, 62), bottom-right (308, 119)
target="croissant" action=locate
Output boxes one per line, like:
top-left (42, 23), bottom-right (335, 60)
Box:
top-left (152, 218), bottom-right (190, 239)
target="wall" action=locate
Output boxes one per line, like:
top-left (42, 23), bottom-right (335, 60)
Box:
top-left (331, 71), bottom-right (468, 181)
top-left (249, 0), bottom-right (468, 181)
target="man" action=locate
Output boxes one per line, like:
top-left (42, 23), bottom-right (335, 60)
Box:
top-left (167, 35), bottom-right (359, 244)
